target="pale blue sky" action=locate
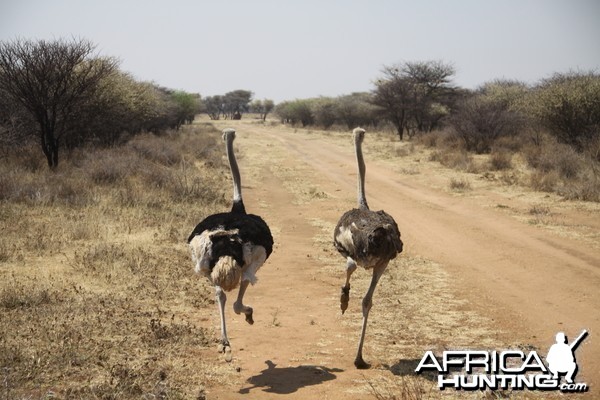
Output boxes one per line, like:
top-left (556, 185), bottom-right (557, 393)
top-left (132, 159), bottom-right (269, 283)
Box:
top-left (1, 0), bottom-right (599, 102)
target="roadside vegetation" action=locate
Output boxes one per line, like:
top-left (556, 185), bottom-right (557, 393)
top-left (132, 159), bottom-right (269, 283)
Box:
top-left (2, 39), bottom-right (597, 201)
top-left (0, 122), bottom-right (231, 398)
top-left (0, 38), bottom-right (201, 169)
top-left (272, 64), bottom-right (600, 202)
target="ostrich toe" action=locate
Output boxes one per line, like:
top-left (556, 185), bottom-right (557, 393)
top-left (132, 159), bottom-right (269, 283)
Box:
top-left (340, 286), bottom-right (350, 314)
top-left (245, 308), bottom-right (254, 325)
top-left (218, 342), bottom-right (232, 362)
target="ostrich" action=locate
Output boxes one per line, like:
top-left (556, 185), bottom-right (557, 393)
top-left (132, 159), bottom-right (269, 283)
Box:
top-left (188, 128), bottom-right (273, 362)
top-left (333, 127), bottom-right (403, 369)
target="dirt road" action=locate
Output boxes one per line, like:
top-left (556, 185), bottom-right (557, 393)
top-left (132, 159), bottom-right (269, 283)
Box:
top-left (199, 120), bottom-right (600, 399)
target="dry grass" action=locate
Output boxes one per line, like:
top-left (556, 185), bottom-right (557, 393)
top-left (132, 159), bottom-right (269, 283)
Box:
top-left (417, 129), bottom-right (600, 202)
top-left (449, 177), bottom-right (472, 192)
top-left (0, 123), bottom-right (233, 398)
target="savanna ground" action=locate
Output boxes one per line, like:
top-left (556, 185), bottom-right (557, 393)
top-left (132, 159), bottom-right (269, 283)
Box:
top-left (1, 116), bottom-right (598, 399)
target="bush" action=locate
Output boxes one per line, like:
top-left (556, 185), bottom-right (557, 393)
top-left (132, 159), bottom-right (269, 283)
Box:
top-left (449, 177), bottom-right (471, 191)
top-left (275, 100), bottom-right (314, 127)
top-left (429, 148), bottom-right (479, 172)
top-left (523, 138), bottom-right (583, 179)
top-left (127, 132), bottom-right (182, 166)
top-left (416, 131), bottom-right (439, 148)
top-left (522, 134), bottom-right (600, 201)
top-left (524, 71), bottom-right (600, 150)
top-left (449, 95), bottom-right (525, 154)
top-left (489, 149), bottom-right (513, 170)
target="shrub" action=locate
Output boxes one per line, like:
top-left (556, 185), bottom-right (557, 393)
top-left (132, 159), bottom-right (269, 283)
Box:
top-left (449, 95), bottom-right (525, 154)
top-left (524, 71), bottom-right (600, 150)
top-left (84, 149), bottom-right (138, 184)
top-left (430, 148), bottom-right (479, 172)
top-left (489, 150), bottom-right (513, 170)
top-left (449, 177), bottom-right (471, 191)
top-left (416, 131), bottom-right (439, 148)
top-left (530, 170), bottom-right (560, 192)
top-left (128, 132), bottom-right (182, 166)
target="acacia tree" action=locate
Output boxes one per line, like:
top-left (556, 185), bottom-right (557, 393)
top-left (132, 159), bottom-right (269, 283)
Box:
top-left (222, 90), bottom-right (253, 119)
top-left (0, 38), bottom-right (117, 168)
top-left (372, 71), bottom-right (412, 139)
top-left (203, 95), bottom-right (224, 120)
top-left (250, 99), bottom-right (275, 121)
top-left (372, 61), bottom-right (455, 139)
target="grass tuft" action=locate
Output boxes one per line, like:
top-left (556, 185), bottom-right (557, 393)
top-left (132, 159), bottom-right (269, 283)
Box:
top-left (0, 123), bottom-right (230, 398)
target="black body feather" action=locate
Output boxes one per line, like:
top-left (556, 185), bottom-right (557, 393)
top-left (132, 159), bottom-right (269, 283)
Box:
top-left (188, 208), bottom-right (273, 268)
top-left (334, 208), bottom-right (403, 266)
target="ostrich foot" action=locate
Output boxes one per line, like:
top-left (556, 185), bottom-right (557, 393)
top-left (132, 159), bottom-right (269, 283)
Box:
top-left (217, 342), bottom-right (233, 362)
top-left (354, 356), bottom-right (370, 370)
top-left (245, 308), bottom-right (254, 325)
top-left (234, 302), bottom-right (254, 325)
top-left (340, 285), bottom-right (350, 314)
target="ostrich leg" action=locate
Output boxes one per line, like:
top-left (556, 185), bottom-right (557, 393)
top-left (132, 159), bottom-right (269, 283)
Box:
top-left (341, 257), bottom-right (357, 314)
top-left (233, 279), bottom-right (254, 324)
top-left (215, 286), bottom-right (232, 362)
top-left (354, 261), bottom-right (388, 369)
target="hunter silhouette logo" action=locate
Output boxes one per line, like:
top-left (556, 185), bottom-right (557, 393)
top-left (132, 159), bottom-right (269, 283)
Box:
top-left (546, 330), bottom-right (588, 384)
top-left (415, 329), bottom-right (589, 393)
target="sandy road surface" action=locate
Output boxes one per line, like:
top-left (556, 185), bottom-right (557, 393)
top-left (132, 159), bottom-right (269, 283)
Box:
top-left (199, 120), bottom-right (600, 398)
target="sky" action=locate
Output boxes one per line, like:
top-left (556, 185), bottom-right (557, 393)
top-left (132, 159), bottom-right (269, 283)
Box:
top-left (1, 0), bottom-right (599, 102)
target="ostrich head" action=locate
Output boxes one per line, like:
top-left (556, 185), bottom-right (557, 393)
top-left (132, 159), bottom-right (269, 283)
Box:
top-left (353, 127), bottom-right (365, 143)
top-left (223, 128), bottom-right (236, 142)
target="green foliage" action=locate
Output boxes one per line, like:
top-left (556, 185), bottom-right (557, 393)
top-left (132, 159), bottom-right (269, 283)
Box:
top-left (283, 100), bottom-right (314, 127)
top-left (275, 99), bottom-right (314, 127)
top-left (336, 93), bottom-right (378, 129)
top-left (311, 97), bottom-right (338, 129)
top-left (522, 71), bottom-right (600, 149)
top-left (203, 90), bottom-right (254, 120)
top-left (222, 90), bottom-right (253, 119)
top-left (203, 95), bottom-right (223, 120)
top-left (170, 91), bottom-right (201, 127)
top-left (274, 93), bottom-right (377, 130)
top-left (479, 79), bottom-right (529, 110)
top-left (249, 98), bottom-right (275, 121)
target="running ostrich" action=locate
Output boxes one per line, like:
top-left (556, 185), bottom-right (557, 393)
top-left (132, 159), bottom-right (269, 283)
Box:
top-left (188, 128), bottom-right (273, 362)
top-left (333, 127), bottom-right (403, 369)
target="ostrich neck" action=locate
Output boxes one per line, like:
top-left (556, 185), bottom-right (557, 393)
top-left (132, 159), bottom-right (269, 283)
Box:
top-left (225, 137), bottom-right (243, 206)
top-left (355, 138), bottom-right (369, 210)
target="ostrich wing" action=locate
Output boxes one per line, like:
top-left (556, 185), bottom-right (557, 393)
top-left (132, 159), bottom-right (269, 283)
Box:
top-left (334, 209), bottom-right (402, 265)
top-left (188, 212), bottom-right (273, 259)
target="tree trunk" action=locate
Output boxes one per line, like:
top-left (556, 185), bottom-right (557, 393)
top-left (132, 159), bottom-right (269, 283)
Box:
top-left (393, 114), bottom-right (405, 141)
top-left (41, 128), bottom-right (59, 169)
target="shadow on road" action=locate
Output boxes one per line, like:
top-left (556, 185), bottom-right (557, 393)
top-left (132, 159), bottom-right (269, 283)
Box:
top-left (239, 360), bottom-right (344, 394)
top-left (385, 358), bottom-right (438, 382)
